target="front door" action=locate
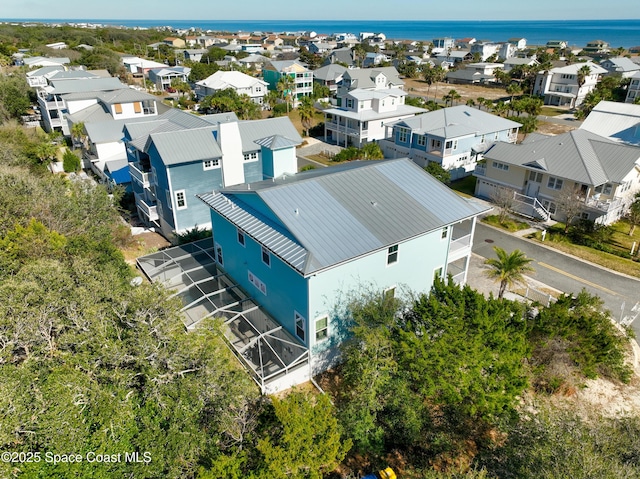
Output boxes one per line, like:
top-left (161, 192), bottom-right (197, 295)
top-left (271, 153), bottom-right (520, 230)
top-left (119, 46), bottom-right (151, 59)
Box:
top-left (526, 171), bottom-right (543, 197)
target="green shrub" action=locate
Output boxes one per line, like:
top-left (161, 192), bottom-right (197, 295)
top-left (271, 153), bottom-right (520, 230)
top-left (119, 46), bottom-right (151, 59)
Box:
top-left (62, 148), bottom-right (81, 173)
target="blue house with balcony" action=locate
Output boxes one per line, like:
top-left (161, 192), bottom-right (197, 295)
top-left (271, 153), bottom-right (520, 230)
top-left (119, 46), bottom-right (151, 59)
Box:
top-left (380, 105), bottom-right (521, 180)
top-left (198, 158), bottom-right (490, 373)
top-left (124, 109), bottom-right (301, 240)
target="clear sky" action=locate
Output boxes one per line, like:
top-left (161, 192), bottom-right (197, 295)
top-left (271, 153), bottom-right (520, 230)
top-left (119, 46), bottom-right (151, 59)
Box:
top-left (1, 0), bottom-right (638, 21)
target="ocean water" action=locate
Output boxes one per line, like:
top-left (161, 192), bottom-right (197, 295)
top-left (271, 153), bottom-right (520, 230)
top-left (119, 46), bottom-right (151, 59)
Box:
top-left (5, 18), bottom-right (640, 48)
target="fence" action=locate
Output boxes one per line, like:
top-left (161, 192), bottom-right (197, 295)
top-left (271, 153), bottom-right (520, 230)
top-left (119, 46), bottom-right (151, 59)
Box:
top-left (523, 286), bottom-right (555, 307)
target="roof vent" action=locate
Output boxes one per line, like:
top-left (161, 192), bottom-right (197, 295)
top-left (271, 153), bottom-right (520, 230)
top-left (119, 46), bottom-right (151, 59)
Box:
top-left (295, 208), bottom-right (299, 215)
top-left (371, 201), bottom-right (377, 206)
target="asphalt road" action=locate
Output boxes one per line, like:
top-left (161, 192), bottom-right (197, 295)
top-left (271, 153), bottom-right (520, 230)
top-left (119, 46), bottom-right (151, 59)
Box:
top-left (473, 222), bottom-right (640, 336)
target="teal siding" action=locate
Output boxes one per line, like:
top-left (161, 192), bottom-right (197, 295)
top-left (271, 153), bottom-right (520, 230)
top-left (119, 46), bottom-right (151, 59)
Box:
top-left (308, 229), bottom-right (450, 351)
top-left (243, 158), bottom-right (263, 183)
top-left (170, 161), bottom-right (224, 232)
top-left (149, 144), bottom-right (174, 230)
top-left (263, 70), bottom-right (280, 90)
top-left (210, 210), bottom-right (310, 343)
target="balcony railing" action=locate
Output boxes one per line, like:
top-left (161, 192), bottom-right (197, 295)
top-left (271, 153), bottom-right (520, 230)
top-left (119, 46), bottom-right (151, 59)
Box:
top-left (585, 196), bottom-right (623, 212)
top-left (325, 121), bottom-right (364, 136)
top-left (135, 193), bottom-right (159, 222)
top-left (449, 234), bottom-right (472, 255)
top-left (129, 162), bottom-right (150, 188)
top-left (474, 164), bottom-right (487, 176)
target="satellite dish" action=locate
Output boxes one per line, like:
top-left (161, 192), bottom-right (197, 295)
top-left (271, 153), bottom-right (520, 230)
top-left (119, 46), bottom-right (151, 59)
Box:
top-left (130, 276), bottom-right (143, 287)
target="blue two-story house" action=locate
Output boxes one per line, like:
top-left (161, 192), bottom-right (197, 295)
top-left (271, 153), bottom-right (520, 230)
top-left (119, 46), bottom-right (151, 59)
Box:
top-left (124, 109), bottom-right (301, 239)
top-left (198, 158), bottom-right (489, 373)
top-left (380, 105), bottom-right (521, 180)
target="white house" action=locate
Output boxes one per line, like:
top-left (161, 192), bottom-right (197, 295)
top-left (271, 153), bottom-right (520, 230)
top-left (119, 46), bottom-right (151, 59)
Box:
top-left (195, 70), bottom-right (269, 105)
top-left (323, 88), bottom-right (426, 147)
top-left (532, 62), bottom-right (607, 107)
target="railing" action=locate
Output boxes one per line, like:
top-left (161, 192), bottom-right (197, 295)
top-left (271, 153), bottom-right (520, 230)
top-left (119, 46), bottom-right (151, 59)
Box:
top-left (585, 196), bottom-right (623, 212)
top-left (474, 164), bottom-right (487, 176)
top-left (513, 192), bottom-right (550, 220)
top-left (135, 193), bottom-right (159, 222)
top-left (449, 234), bottom-right (472, 255)
top-left (325, 121), bottom-right (363, 136)
top-left (129, 162), bottom-right (150, 188)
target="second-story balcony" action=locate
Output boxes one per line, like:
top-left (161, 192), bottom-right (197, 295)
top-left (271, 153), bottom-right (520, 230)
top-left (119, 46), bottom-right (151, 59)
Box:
top-left (129, 162), bottom-right (152, 188)
top-left (325, 120), bottom-right (365, 137)
top-left (474, 164), bottom-right (487, 176)
top-left (135, 193), bottom-right (159, 223)
top-left (585, 195), bottom-right (624, 213)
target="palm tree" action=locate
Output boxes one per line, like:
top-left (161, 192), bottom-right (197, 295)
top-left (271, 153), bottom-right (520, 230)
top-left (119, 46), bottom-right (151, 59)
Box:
top-left (447, 89), bottom-right (461, 106)
top-left (466, 99), bottom-right (476, 108)
top-left (432, 66), bottom-right (446, 102)
top-left (574, 64), bottom-right (592, 108)
top-left (277, 74), bottom-right (295, 113)
top-left (297, 96), bottom-right (315, 136)
top-left (484, 247), bottom-right (534, 299)
top-left (476, 97), bottom-right (486, 110)
top-left (71, 121), bottom-right (86, 150)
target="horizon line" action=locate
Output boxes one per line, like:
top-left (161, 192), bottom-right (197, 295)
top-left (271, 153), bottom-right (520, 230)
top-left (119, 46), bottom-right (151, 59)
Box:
top-left (1, 17), bottom-right (637, 23)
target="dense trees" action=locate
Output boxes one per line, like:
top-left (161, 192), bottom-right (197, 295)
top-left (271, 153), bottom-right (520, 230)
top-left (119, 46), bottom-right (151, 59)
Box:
top-left (338, 279), bottom-right (531, 464)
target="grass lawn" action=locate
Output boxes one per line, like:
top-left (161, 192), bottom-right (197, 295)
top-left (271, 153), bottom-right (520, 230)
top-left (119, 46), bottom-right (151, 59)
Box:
top-left (449, 175), bottom-right (476, 196)
top-left (304, 154), bottom-right (335, 166)
top-left (482, 214), bottom-right (531, 233)
top-left (527, 221), bottom-right (640, 278)
top-left (540, 106), bottom-right (570, 117)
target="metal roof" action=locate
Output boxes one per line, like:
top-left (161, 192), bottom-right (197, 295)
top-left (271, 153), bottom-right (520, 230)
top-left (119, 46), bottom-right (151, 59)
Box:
top-left (196, 70), bottom-right (268, 89)
top-left (485, 129), bottom-right (640, 186)
top-left (47, 77), bottom-right (127, 94)
top-left (150, 127), bottom-right (223, 165)
top-left (237, 117), bottom-right (302, 152)
top-left (254, 135), bottom-right (301, 150)
top-left (388, 105), bottom-right (522, 139)
top-left (580, 100), bottom-right (640, 146)
top-left (199, 158), bottom-right (489, 276)
top-left (313, 63), bottom-right (347, 81)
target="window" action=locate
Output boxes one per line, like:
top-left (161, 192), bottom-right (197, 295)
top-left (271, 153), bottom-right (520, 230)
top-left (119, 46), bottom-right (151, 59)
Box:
top-left (492, 161), bottom-right (509, 171)
top-left (494, 132), bottom-right (499, 140)
top-left (261, 246), bottom-right (271, 267)
top-left (384, 286), bottom-right (396, 300)
top-left (595, 183), bottom-right (613, 195)
top-left (431, 139), bottom-right (442, 149)
top-left (397, 128), bottom-right (408, 143)
top-left (416, 135), bottom-right (426, 147)
top-left (387, 244), bottom-right (398, 265)
top-left (315, 316), bottom-right (328, 342)
top-left (547, 177), bottom-right (564, 190)
top-left (445, 139), bottom-right (457, 150)
top-left (441, 226), bottom-right (448, 239)
top-left (434, 266), bottom-right (443, 281)
top-left (542, 200), bottom-right (557, 215)
top-left (237, 229), bottom-right (245, 247)
top-left (243, 152), bottom-right (258, 162)
top-left (346, 98), bottom-right (354, 108)
top-left (248, 271), bottom-right (267, 295)
top-left (215, 242), bottom-right (223, 266)
top-left (175, 190), bottom-right (187, 209)
top-left (133, 102), bottom-right (142, 113)
top-left (295, 312), bottom-right (306, 341)
top-left (203, 159), bottom-right (220, 170)
top-left (114, 103), bottom-right (123, 114)
top-left (529, 171), bottom-right (543, 182)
